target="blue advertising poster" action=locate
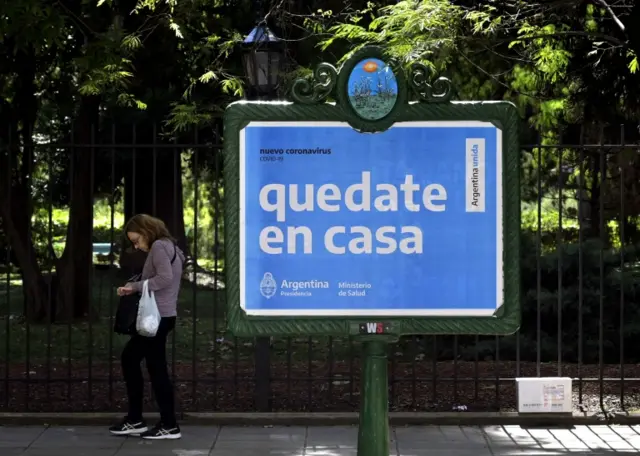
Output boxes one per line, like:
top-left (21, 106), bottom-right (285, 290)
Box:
top-left (239, 121), bottom-right (502, 316)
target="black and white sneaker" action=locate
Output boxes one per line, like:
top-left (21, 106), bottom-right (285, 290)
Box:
top-left (141, 423), bottom-right (182, 440)
top-left (109, 417), bottom-right (148, 436)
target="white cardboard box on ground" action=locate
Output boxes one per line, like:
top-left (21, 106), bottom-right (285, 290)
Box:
top-left (516, 377), bottom-right (572, 413)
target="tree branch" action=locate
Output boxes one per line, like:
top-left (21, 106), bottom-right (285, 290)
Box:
top-left (592, 0), bottom-right (626, 33)
top-left (458, 49), bottom-right (554, 101)
top-left (508, 31), bottom-right (628, 48)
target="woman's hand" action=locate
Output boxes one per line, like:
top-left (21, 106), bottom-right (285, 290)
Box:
top-left (117, 286), bottom-right (135, 296)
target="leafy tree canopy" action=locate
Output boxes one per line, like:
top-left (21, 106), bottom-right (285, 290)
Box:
top-left (312, 0), bottom-right (640, 134)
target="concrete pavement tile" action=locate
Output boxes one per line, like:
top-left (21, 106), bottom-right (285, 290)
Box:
top-left (396, 443), bottom-right (491, 453)
top-left (305, 444), bottom-right (358, 450)
top-left (491, 426), bottom-right (541, 450)
top-left (305, 448), bottom-right (358, 456)
top-left (546, 428), bottom-right (591, 451)
top-left (612, 424), bottom-right (640, 437)
top-left (22, 450), bottom-right (118, 456)
top-left (1, 450), bottom-right (27, 456)
top-left (116, 448), bottom-right (211, 456)
top-left (119, 439), bottom-right (214, 453)
top-left (584, 426), bottom-right (636, 450)
top-left (210, 451), bottom-right (364, 456)
top-left (396, 439), bottom-right (488, 450)
top-left (175, 425), bottom-right (220, 439)
top-left (460, 426), bottom-right (491, 443)
top-left (306, 444), bottom-right (396, 452)
top-left (306, 425), bottom-right (398, 448)
top-left (570, 429), bottom-right (615, 450)
top-left (209, 450), bottom-right (305, 456)
top-left (396, 425), bottom-right (488, 447)
top-left (213, 442), bottom-right (304, 451)
top-left (482, 428), bottom-right (523, 449)
top-left (608, 428), bottom-right (640, 447)
top-left (394, 425), bottom-right (443, 442)
top-left (440, 425), bottom-right (476, 441)
top-left (306, 426), bottom-right (357, 444)
top-left (305, 450), bottom-right (359, 456)
top-left (490, 452), bottom-right (553, 456)
top-left (396, 450), bottom-right (491, 456)
top-left (483, 428), bottom-right (516, 440)
top-left (0, 425), bottom-right (47, 448)
top-left (306, 427), bottom-right (397, 451)
top-left (394, 427), bottom-right (490, 453)
top-left (215, 426), bottom-right (305, 444)
top-left (494, 452), bottom-right (636, 456)
top-left (524, 428), bottom-right (568, 450)
top-left (485, 440), bottom-right (530, 452)
top-left (29, 426), bottom-right (123, 449)
top-left (213, 425), bottom-right (304, 450)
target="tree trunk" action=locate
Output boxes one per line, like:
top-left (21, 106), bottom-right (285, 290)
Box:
top-left (54, 96), bottom-right (100, 321)
top-left (0, 184), bottom-right (49, 321)
top-left (0, 46), bottom-right (51, 322)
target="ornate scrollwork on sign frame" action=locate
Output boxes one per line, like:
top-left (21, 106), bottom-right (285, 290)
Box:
top-left (290, 63), bottom-right (338, 104)
top-left (409, 63), bottom-right (453, 103)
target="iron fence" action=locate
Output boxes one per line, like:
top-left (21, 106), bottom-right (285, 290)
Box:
top-left (0, 122), bottom-right (639, 415)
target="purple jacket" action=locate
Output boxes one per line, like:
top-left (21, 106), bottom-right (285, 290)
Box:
top-left (129, 238), bottom-right (185, 317)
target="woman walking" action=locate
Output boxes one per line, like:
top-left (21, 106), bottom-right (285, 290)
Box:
top-left (110, 214), bottom-right (185, 440)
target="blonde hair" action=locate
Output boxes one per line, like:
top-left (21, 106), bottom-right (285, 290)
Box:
top-left (124, 214), bottom-right (175, 246)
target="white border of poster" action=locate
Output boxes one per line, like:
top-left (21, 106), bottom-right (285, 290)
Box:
top-left (238, 121), bottom-right (503, 317)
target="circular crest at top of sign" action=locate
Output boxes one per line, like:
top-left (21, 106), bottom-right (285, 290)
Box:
top-left (289, 45), bottom-right (454, 133)
top-left (334, 46), bottom-right (408, 132)
top-left (346, 58), bottom-right (398, 121)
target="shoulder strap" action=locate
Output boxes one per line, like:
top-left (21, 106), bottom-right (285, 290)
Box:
top-left (170, 243), bottom-right (177, 264)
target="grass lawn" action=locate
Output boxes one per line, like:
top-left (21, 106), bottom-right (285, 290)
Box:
top-left (0, 269), bottom-right (225, 362)
top-left (0, 268), bottom-right (361, 369)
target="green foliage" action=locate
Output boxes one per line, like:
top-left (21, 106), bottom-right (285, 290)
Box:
top-left (629, 53), bottom-right (639, 74)
top-left (181, 154), bottom-right (225, 266)
top-left (165, 103), bottom-right (215, 133)
top-left (320, 0), bottom-right (462, 70)
top-left (22, 150), bottom-right (222, 270)
top-left (517, 234), bottom-right (640, 363)
top-left (27, 198), bottom-right (125, 267)
top-left (312, 0), bottom-right (640, 130)
top-left (442, 233), bottom-right (640, 364)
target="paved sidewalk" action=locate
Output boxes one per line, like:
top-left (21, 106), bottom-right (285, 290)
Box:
top-left (1, 424), bottom-right (640, 455)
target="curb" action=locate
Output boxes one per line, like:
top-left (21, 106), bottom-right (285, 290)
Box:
top-left (1, 411), bottom-right (640, 426)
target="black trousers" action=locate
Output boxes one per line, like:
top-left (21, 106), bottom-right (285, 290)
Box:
top-left (121, 316), bottom-right (177, 427)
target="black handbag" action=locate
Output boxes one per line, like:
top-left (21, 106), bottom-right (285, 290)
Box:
top-left (114, 274), bottom-right (142, 335)
top-left (114, 244), bottom-right (178, 335)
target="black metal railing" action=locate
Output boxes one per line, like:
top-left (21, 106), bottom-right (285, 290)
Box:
top-left (0, 122), bottom-right (638, 414)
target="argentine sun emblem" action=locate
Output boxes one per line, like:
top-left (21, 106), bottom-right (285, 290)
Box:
top-left (259, 272), bottom-right (277, 299)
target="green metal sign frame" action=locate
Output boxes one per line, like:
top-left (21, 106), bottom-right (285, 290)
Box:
top-left (223, 45), bottom-right (521, 456)
top-left (223, 46), bottom-right (521, 338)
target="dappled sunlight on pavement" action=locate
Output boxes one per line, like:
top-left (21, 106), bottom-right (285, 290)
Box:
top-left (1, 424), bottom-right (639, 455)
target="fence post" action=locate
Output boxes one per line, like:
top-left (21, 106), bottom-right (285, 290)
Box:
top-left (255, 337), bottom-right (271, 411)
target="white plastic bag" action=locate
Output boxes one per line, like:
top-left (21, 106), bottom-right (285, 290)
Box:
top-left (136, 280), bottom-right (161, 337)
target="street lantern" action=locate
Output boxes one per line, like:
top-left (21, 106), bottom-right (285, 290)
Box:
top-left (241, 23), bottom-right (283, 97)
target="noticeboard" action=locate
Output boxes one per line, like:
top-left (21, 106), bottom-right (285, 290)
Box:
top-left (223, 46), bottom-right (521, 338)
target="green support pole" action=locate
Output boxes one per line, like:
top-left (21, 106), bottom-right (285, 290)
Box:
top-left (357, 339), bottom-right (390, 456)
